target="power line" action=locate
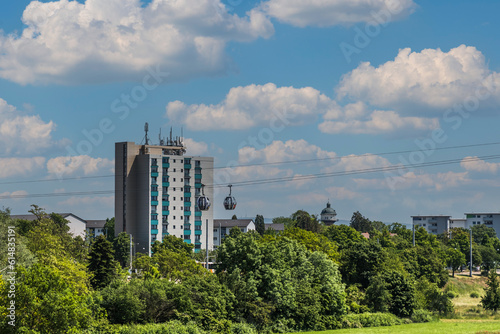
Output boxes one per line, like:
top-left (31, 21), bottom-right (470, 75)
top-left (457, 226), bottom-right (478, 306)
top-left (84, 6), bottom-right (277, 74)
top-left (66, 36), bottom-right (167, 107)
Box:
top-left (1, 140), bottom-right (500, 186)
top-left (2, 155), bottom-right (499, 200)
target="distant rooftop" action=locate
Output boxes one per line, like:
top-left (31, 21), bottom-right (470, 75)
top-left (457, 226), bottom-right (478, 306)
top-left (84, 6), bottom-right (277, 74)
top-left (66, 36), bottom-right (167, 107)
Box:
top-left (214, 219), bottom-right (254, 228)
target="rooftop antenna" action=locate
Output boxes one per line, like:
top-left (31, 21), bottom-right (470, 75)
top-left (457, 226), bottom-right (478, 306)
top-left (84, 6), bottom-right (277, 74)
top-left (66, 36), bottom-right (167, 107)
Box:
top-left (144, 122), bottom-right (149, 145)
top-left (159, 128), bottom-right (164, 146)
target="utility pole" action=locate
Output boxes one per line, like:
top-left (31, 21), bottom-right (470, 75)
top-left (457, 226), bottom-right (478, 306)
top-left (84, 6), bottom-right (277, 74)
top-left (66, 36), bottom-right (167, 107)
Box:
top-left (206, 218), bottom-right (209, 270)
top-left (412, 222), bottom-right (415, 247)
top-left (470, 228), bottom-right (473, 277)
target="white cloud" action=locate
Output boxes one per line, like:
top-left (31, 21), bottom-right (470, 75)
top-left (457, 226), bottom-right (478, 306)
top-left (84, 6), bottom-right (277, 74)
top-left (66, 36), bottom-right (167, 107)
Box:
top-left (238, 139), bottom-right (336, 164)
top-left (329, 153), bottom-right (392, 173)
top-left (0, 0), bottom-right (274, 85)
top-left (355, 171), bottom-right (470, 191)
top-left (319, 102), bottom-right (439, 135)
top-left (58, 195), bottom-right (114, 207)
top-left (0, 190), bottom-right (29, 200)
top-left (184, 138), bottom-right (209, 156)
top-left (0, 157), bottom-right (46, 178)
top-left (261, 0), bottom-right (417, 27)
top-left (326, 186), bottom-right (359, 200)
top-left (0, 98), bottom-right (56, 155)
top-left (461, 156), bottom-right (500, 173)
top-left (47, 155), bottom-right (114, 177)
top-left (337, 45), bottom-right (500, 112)
top-left (166, 83), bottom-right (335, 130)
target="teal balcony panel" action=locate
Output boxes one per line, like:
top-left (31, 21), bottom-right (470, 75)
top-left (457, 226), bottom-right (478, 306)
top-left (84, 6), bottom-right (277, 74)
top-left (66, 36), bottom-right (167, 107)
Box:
top-left (195, 230), bottom-right (202, 236)
top-left (151, 229), bottom-right (158, 234)
top-left (184, 230), bottom-right (192, 236)
top-left (151, 172), bottom-right (159, 177)
top-left (151, 201), bottom-right (159, 206)
top-left (151, 191), bottom-right (159, 196)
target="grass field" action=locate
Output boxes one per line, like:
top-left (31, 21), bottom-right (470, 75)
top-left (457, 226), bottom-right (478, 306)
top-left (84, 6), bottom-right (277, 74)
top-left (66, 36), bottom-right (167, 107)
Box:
top-left (295, 320), bottom-right (500, 334)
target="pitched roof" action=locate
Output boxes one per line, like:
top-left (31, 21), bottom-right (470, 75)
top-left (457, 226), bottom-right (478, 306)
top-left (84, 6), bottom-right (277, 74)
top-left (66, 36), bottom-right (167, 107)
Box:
top-left (214, 219), bottom-right (254, 228)
top-left (86, 220), bottom-right (107, 228)
top-left (265, 223), bottom-right (284, 231)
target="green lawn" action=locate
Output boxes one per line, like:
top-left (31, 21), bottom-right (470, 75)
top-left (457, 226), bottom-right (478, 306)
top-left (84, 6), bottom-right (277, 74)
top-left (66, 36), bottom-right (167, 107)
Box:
top-left (295, 320), bottom-right (500, 334)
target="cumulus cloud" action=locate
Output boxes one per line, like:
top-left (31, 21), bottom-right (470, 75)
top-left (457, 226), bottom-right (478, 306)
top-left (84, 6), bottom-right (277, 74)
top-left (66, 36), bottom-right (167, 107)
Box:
top-left (461, 156), bottom-right (500, 173)
top-left (0, 0), bottom-right (274, 85)
top-left (261, 0), bottom-right (417, 27)
top-left (238, 139), bottom-right (336, 164)
top-left (356, 171), bottom-right (470, 191)
top-left (0, 98), bottom-right (56, 154)
top-left (0, 157), bottom-right (46, 178)
top-left (184, 138), bottom-right (209, 156)
top-left (47, 155), bottom-right (114, 177)
top-left (337, 45), bottom-right (500, 112)
top-left (0, 190), bottom-right (29, 200)
top-left (166, 83), bottom-right (335, 130)
top-left (319, 102), bottom-right (439, 135)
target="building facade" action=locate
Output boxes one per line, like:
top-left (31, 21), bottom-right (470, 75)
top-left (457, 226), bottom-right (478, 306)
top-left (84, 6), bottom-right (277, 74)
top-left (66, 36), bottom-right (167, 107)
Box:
top-left (465, 213), bottom-right (500, 239)
top-left (213, 219), bottom-right (255, 247)
top-left (115, 141), bottom-right (214, 255)
top-left (411, 215), bottom-right (451, 235)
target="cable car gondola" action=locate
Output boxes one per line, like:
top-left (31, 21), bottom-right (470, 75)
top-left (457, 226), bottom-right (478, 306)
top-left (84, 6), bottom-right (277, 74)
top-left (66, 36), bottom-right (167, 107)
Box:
top-left (223, 184), bottom-right (237, 210)
top-left (196, 184), bottom-right (211, 211)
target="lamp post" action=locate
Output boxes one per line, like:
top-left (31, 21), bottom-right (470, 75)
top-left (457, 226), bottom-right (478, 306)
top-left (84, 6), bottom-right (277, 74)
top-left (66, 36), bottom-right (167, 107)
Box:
top-left (470, 228), bottom-right (473, 277)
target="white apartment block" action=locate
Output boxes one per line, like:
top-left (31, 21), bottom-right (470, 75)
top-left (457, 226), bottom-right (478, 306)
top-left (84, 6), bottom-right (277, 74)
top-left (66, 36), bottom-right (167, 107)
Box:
top-left (213, 219), bottom-right (255, 247)
top-left (411, 215), bottom-right (451, 235)
top-left (465, 213), bottom-right (500, 239)
top-left (115, 139), bottom-right (214, 255)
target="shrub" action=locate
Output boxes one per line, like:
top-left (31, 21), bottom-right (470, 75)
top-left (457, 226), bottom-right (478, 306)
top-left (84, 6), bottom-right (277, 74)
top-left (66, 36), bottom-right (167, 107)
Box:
top-left (230, 322), bottom-right (258, 334)
top-left (447, 291), bottom-right (458, 299)
top-left (341, 312), bottom-right (403, 329)
top-left (471, 292), bottom-right (480, 298)
top-left (410, 309), bottom-right (436, 323)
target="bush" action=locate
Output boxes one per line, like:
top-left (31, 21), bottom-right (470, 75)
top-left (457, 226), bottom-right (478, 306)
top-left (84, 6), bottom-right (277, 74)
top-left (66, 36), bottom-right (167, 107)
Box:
top-left (83, 321), bottom-right (207, 334)
top-left (230, 322), bottom-right (258, 334)
top-left (447, 291), bottom-right (458, 299)
top-left (471, 292), bottom-right (480, 298)
top-left (341, 312), bottom-right (403, 329)
top-left (410, 309), bottom-right (436, 323)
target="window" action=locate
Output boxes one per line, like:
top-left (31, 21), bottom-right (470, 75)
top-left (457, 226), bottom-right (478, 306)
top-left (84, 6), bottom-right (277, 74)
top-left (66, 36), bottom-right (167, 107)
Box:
top-left (180, 225), bottom-right (183, 229)
top-left (181, 159), bottom-right (183, 163)
top-left (181, 206), bottom-right (183, 210)
top-left (181, 169), bottom-right (183, 172)
top-left (173, 225), bottom-right (176, 229)
top-left (173, 159), bottom-right (176, 163)
top-left (173, 178), bottom-right (176, 182)
top-left (181, 178), bottom-right (183, 182)
top-left (214, 237), bottom-right (218, 240)
top-left (181, 197), bottom-right (183, 201)
top-left (151, 196), bottom-right (158, 201)
top-left (151, 225), bottom-right (158, 230)
top-left (173, 216), bottom-right (176, 219)
top-left (195, 160), bottom-right (200, 167)
top-left (173, 206), bottom-right (176, 210)
top-left (173, 187), bottom-right (176, 191)
top-left (214, 229), bottom-right (218, 232)
top-left (173, 197), bottom-right (176, 200)
top-left (240, 228), bottom-right (244, 232)
top-left (181, 216), bottom-right (183, 220)
top-left (184, 235), bottom-right (190, 240)
top-left (181, 187), bottom-right (183, 191)
top-left (173, 168), bottom-right (176, 172)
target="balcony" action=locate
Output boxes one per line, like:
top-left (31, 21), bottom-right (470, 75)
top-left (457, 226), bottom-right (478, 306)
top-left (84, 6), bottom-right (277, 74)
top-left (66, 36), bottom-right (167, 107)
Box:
top-left (162, 163), bottom-right (170, 168)
top-left (195, 183), bottom-right (202, 189)
top-left (151, 229), bottom-right (158, 234)
top-left (184, 163), bottom-right (192, 169)
top-left (194, 174), bottom-right (202, 180)
top-left (195, 230), bottom-right (202, 235)
top-left (184, 211), bottom-right (191, 217)
top-left (162, 182), bottom-right (170, 187)
top-left (151, 172), bottom-right (159, 177)
top-left (151, 191), bottom-right (159, 196)
top-left (184, 230), bottom-right (192, 235)
top-left (184, 192), bottom-right (191, 198)
top-left (151, 200), bottom-right (159, 206)
top-left (162, 210), bottom-right (170, 215)
top-left (184, 202), bottom-right (191, 207)
top-left (195, 211), bottom-right (202, 217)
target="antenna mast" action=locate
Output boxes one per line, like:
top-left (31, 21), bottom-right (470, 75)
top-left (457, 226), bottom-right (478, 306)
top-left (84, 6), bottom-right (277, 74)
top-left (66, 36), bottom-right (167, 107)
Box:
top-left (144, 122), bottom-right (149, 145)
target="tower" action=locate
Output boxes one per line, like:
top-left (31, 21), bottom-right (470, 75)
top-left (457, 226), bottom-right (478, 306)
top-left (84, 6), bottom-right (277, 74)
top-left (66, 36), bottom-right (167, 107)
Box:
top-left (320, 201), bottom-right (338, 226)
top-left (115, 127), bottom-right (213, 255)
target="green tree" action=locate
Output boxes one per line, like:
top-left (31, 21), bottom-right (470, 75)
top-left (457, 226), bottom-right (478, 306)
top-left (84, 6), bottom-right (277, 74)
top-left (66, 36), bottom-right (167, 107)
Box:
top-left (340, 239), bottom-right (385, 288)
top-left (231, 214), bottom-right (237, 220)
top-left (273, 216), bottom-right (295, 229)
top-left (88, 235), bottom-right (119, 289)
top-left (478, 245), bottom-right (500, 272)
top-left (152, 234), bottom-right (194, 256)
top-left (0, 263), bottom-right (95, 333)
top-left (482, 270), bottom-right (500, 312)
top-left (278, 227), bottom-right (339, 262)
top-left (255, 214), bottom-right (265, 236)
top-left (446, 247), bottom-right (466, 277)
top-left (103, 217), bottom-right (115, 242)
top-left (114, 232), bottom-right (131, 268)
top-left (350, 211), bottom-right (373, 233)
top-left (292, 210), bottom-right (321, 233)
top-left (472, 224), bottom-right (498, 247)
top-left (322, 224), bottom-right (363, 250)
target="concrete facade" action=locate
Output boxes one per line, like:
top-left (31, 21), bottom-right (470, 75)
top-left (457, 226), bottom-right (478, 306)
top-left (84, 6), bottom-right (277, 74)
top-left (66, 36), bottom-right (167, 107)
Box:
top-left (115, 141), bottom-right (214, 255)
top-left (411, 215), bottom-right (451, 235)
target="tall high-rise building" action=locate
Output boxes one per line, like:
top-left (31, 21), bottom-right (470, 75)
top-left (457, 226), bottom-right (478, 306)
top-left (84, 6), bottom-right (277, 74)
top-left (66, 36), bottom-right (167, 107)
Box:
top-left (115, 135), bottom-right (213, 255)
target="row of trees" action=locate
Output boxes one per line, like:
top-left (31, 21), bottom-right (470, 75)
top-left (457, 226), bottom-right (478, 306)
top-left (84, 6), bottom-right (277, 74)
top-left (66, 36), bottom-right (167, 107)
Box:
top-left (2, 206), bottom-right (500, 333)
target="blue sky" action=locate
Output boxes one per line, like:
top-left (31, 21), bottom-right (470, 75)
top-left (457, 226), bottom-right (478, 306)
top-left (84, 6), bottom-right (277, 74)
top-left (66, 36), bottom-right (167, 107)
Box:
top-left (1, 0), bottom-right (500, 225)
